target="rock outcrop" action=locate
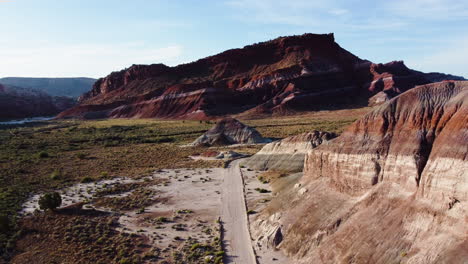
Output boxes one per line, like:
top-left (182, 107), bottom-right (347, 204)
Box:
top-left (243, 131), bottom-right (336, 172)
top-left (191, 118), bottom-right (269, 146)
top-left (272, 81), bottom-right (468, 263)
top-left (0, 84), bottom-right (76, 120)
top-left (57, 33), bottom-right (464, 120)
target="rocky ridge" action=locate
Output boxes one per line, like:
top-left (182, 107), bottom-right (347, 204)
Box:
top-left (57, 33), bottom-right (464, 120)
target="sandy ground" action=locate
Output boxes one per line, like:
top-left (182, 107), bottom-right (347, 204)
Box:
top-left (221, 159), bottom-right (257, 264)
top-left (20, 158), bottom-right (290, 263)
top-left (241, 168), bottom-right (293, 264)
top-left (20, 168), bottom-right (224, 261)
top-left (20, 177), bottom-right (139, 215)
top-left (117, 168), bottom-right (224, 250)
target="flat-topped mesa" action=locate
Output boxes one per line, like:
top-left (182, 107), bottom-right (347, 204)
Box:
top-left (57, 33), bottom-right (464, 120)
top-left (243, 131), bottom-right (336, 172)
top-left (276, 81), bottom-right (467, 263)
top-left (191, 118), bottom-right (270, 146)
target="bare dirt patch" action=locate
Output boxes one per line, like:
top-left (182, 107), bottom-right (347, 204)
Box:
top-left (17, 167), bottom-right (226, 263)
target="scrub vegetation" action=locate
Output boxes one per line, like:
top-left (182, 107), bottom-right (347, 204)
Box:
top-left (0, 107), bottom-right (368, 261)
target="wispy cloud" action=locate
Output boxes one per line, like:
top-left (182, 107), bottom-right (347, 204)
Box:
top-left (0, 42), bottom-right (183, 78)
top-left (224, 0), bottom-right (407, 31)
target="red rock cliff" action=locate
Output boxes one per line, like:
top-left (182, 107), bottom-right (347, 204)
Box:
top-left (58, 33), bottom-right (464, 119)
top-left (275, 81), bottom-right (467, 263)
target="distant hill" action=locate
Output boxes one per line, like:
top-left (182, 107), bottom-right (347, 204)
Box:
top-left (0, 84), bottom-right (76, 120)
top-left (0, 77), bottom-right (96, 98)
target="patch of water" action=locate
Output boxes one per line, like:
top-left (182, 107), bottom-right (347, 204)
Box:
top-left (0, 116), bottom-right (54, 125)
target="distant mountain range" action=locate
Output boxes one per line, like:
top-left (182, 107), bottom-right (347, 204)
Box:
top-left (0, 77), bottom-right (96, 98)
top-left (57, 33), bottom-right (465, 120)
top-left (0, 84), bottom-right (77, 120)
top-left (0, 77), bottom-right (95, 120)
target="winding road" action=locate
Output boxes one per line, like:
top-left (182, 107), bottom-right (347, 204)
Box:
top-left (221, 159), bottom-right (257, 264)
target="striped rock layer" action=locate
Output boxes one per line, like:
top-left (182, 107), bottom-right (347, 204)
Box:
top-left (57, 33), bottom-right (463, 120)
top-left (243, 131), bottom-right (336, 172)
top-left (191, 118), bottom-right (269, 146)
top-left (278, 81), bottom-right (468, 263)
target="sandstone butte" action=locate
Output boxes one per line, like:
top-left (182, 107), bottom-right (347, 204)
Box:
top-left (258, 80), bottom-right (467, 263)
top-left (57, 33), bottom-right (464, 120)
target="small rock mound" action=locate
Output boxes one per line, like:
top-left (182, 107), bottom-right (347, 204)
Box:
top-left (243, 131), bottom-right (336, 172)
top-left (215, 151), bottom-right (245, 160)
top-left (191, 118), bottom-right (269, 146)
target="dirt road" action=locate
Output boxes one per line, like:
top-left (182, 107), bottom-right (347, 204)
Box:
top-left (221, 159), bottom-right (257, 264)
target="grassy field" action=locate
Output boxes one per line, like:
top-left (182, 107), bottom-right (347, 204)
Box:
top-left (245, 107), bottom-right (370, 138)
top-left (0, 107), bottom-right (369, 261)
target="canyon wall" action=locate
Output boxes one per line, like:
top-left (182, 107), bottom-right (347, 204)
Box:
top-left (270, 81), bottom-right (467, 263)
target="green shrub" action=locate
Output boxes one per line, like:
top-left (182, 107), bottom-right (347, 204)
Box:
top-left (257, 176), bottom-right (269, 184)
top-left (0, 215), bottom-right (10, 233)
top-left (76, 152), bottom-right (87, 159)
top-left (119, 258), bottom-right (131, 264)
top-left (191, 243), bottom-right (202, 251)
top-left (38, 151), bottom-right (49, 158)
top-left (50, 169), bottom-right (62, 180)
top-left (214, 256), bottom-right (223, 264)
top-left (254, 188), bottom-right (270, 193)
top-left (156, 217), bottom-right (168, 223)
top-left (81, 176), bottom-right (94, 183)
top-left (38, 192), bottom-right (62, 211)
top-left (176, 209), bottom-right (193, 214)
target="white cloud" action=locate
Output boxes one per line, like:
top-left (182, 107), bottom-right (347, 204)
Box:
top-left (0, 42), bottom-right (183, 78)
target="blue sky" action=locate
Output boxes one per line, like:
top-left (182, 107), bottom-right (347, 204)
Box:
top-left (1, 0), bottom-right (467, 78)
